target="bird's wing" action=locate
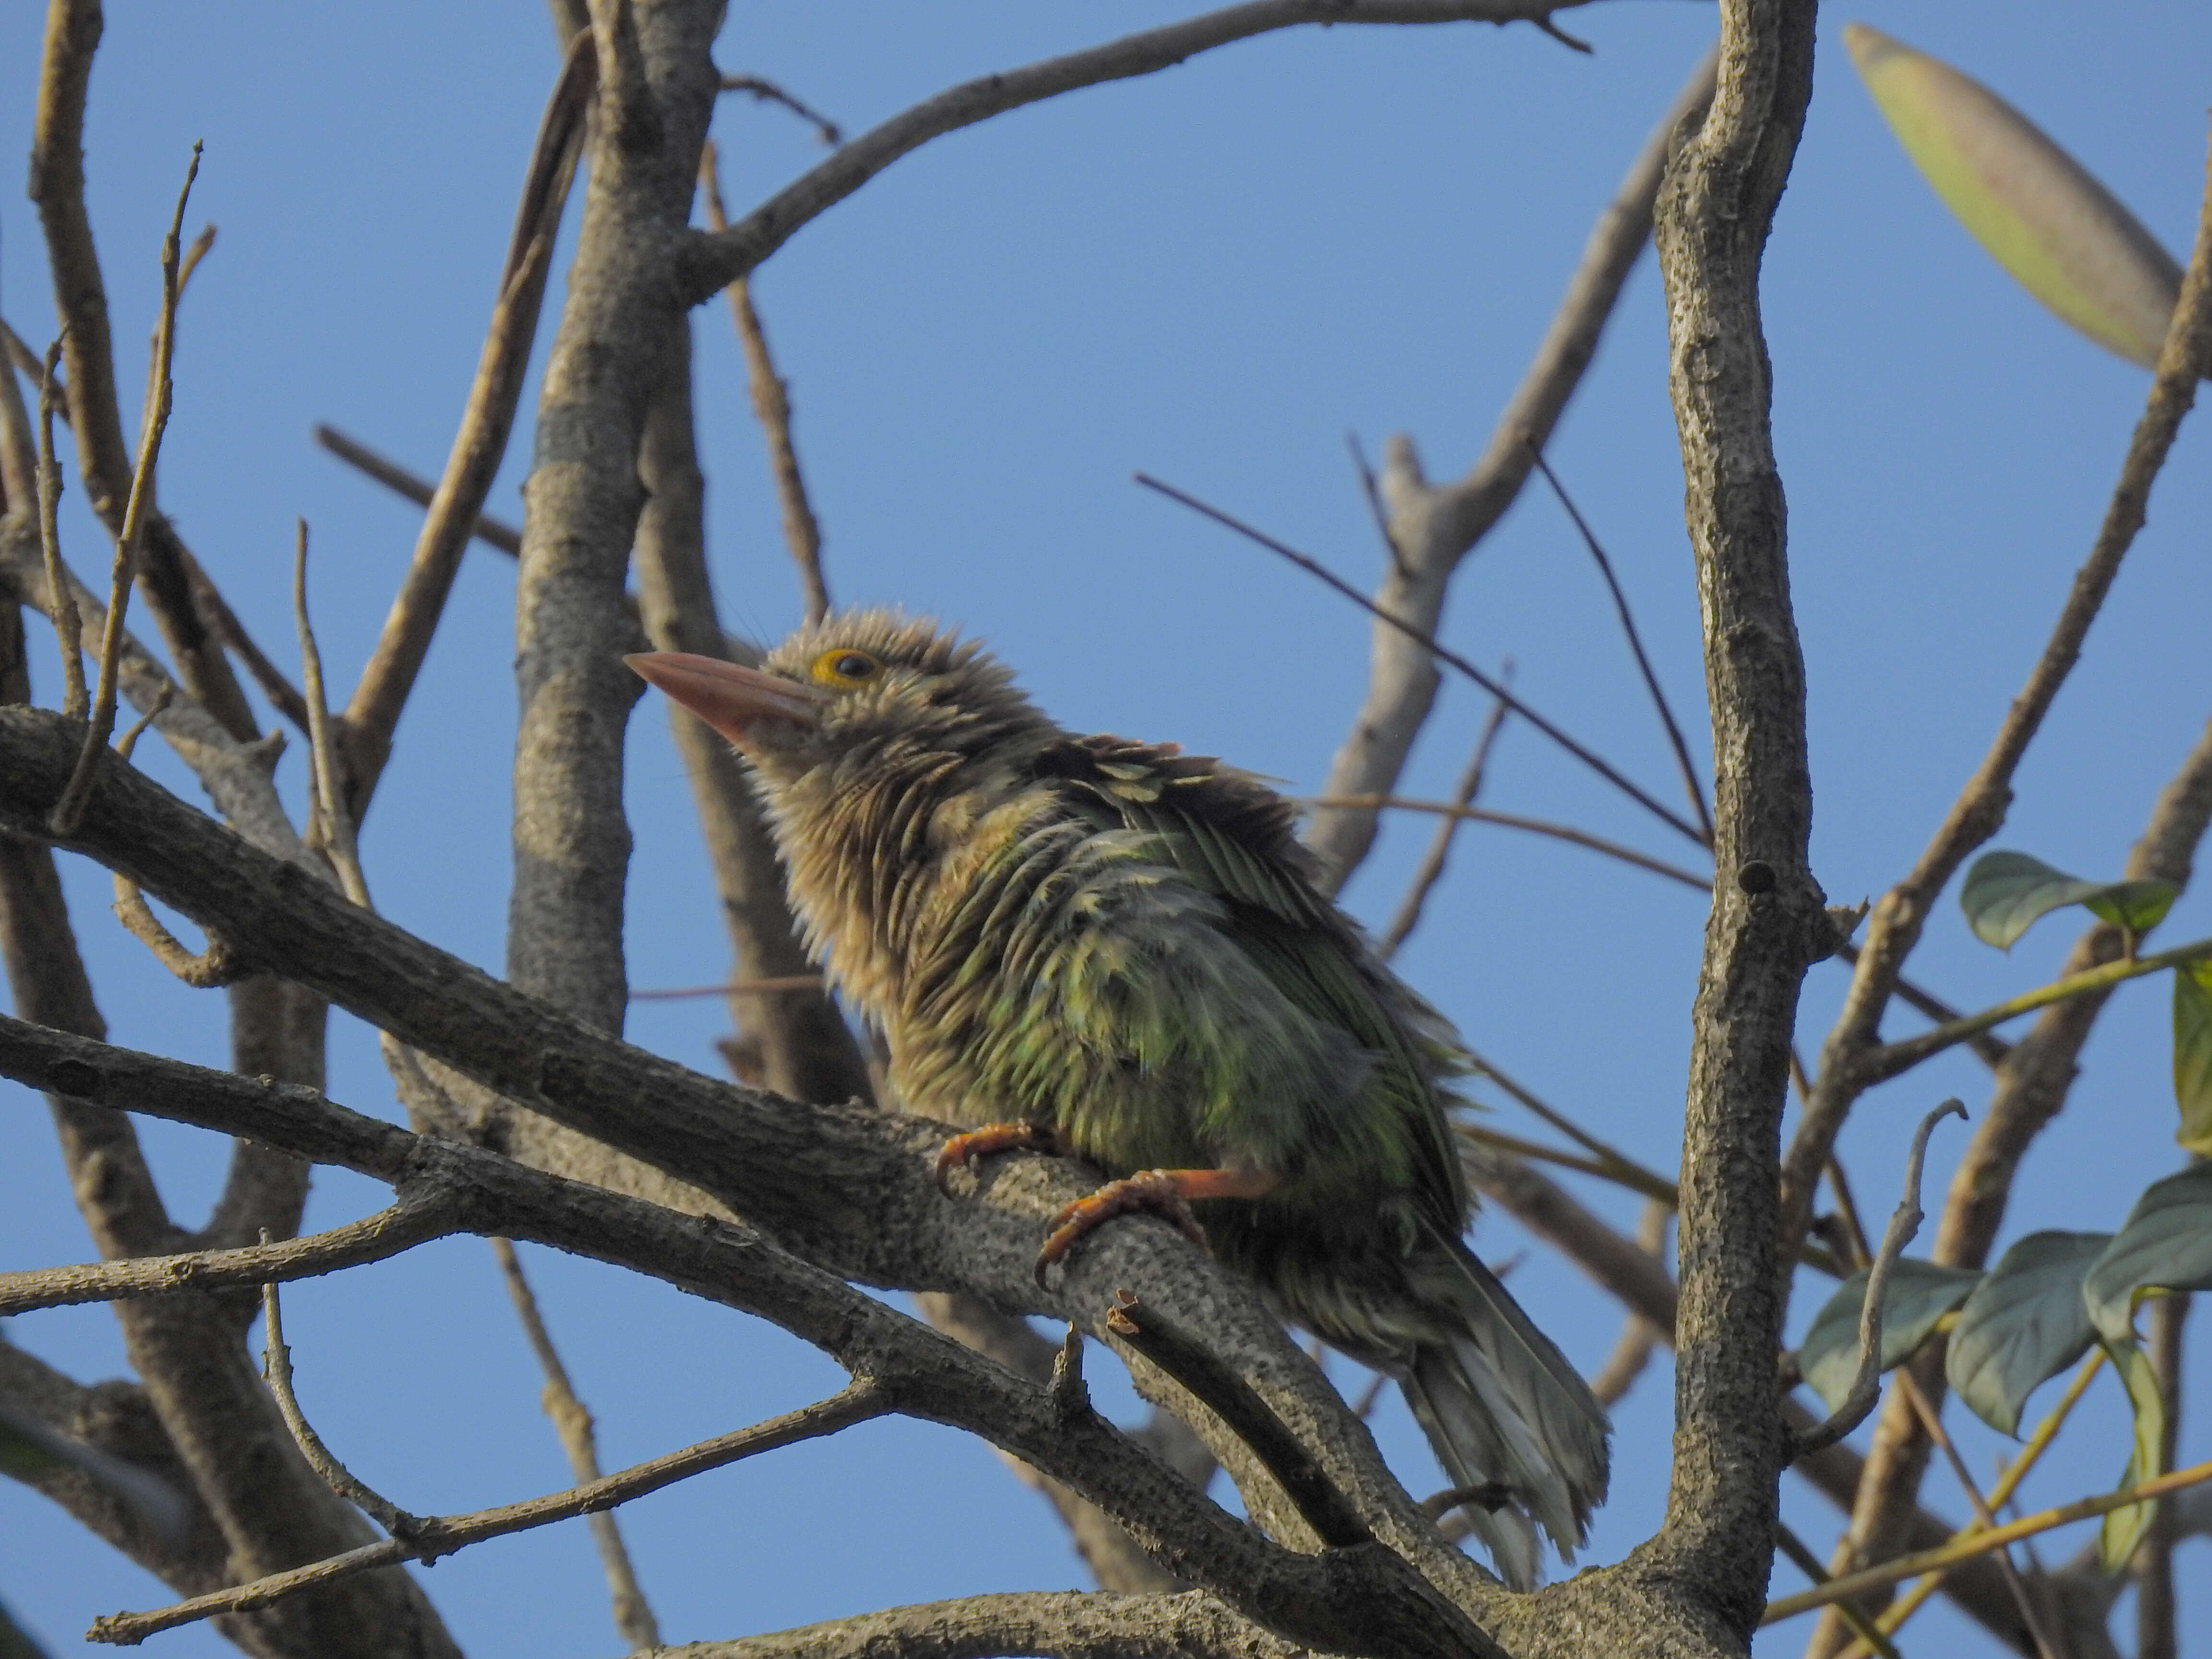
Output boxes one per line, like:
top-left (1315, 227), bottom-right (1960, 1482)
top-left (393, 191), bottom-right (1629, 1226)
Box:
top-left (1032, 734), bottom-right (1468, 1225)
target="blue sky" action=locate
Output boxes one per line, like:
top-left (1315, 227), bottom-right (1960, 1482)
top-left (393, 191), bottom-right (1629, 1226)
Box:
top-left (3, 3), bottom-right (2209, 1655)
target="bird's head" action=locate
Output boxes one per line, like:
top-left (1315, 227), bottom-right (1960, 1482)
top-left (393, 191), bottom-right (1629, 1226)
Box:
top-left (626, 608), bottom-right (1049, 791)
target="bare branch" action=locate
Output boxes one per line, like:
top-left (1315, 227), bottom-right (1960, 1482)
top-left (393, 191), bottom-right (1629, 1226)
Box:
top-left (51, 142), bottom-right (199, 837)
top-left (1792, 1101), bottom-right (1964, 1459)
top-left (1587, 1201), bottom-right (1669, 1409)
top-left (678, 0), bottom-right (1611, 301)
top-left (700, 141), bottom-right (833, 626)
top-left (35, 341), bottom-right (86, 718)
top-left (93, 1382), bottom-right (890, 1646)
top-left (1647, 0), bottom-right (1818, 1627)
top-left (489, 1237), bottom-right (661, 1651)
top-left (0, 1197), bottom-right (459, 1317)
top-left (602, 1589), bottom-right (1312, 1659)
top-left (313, 424), bottom-right (522, 555)
top-left (1106, 1289), bottom-right (1368, 1550)
top-left (1377, 675), bottom-right (1512, 959)
top-left (1304, 43), bottom-right (1718, 884)
top-left (1313, 794), bottom-right (1713, 893)
top-left (1139, 476), bottom-right (1708, 849)
top-left (258, 1274), bottom-right (423, 1540)
top-left (0, 1011), bottom-right (1495, 1659)
top-left (339, 27), bottom-right (595, 812)
top-left (1784, 125), bottom-right (2212, 1278)
top-left (1859, 931), bottom-right (2212, 1084)
top-left (717, 73), bottom-right (842, 146)
top-left (1526, 444), bottom-right (1711, 842)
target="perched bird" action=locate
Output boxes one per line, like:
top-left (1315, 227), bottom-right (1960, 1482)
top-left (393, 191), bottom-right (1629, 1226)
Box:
top-left (628, 610), bottom-right (1609, 1587)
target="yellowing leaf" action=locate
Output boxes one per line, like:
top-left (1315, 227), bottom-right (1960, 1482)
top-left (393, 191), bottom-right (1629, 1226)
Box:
top-left (2175, 961), bottom-right (2212, 1154)
top-left (1845, 23), bottom-right (2183, 368)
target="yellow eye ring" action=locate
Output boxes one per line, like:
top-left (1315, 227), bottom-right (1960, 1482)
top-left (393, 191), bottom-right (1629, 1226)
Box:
top-left (811, 648), bottom-right (883, 688)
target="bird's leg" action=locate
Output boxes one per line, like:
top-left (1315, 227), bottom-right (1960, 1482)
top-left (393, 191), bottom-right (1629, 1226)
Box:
top-left (1035, 1166), bottom-right (1280, 1286)
top-left (934, 1121), bottom-right (1065, 1190)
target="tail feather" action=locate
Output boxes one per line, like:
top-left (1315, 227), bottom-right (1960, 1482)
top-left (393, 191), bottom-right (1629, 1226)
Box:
top-left (1404, 1223), bottom-right (1611, 1586)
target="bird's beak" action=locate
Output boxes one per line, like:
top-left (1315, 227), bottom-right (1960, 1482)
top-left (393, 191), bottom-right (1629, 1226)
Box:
top-left (625, 651), bottom-right (825, 746)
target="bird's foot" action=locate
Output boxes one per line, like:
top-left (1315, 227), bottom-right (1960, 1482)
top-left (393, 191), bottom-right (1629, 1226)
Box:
top-left (1034, 1165), bottom-right (1278, 1287)
top-left (934, 1121), bottom-right (1063, 1192)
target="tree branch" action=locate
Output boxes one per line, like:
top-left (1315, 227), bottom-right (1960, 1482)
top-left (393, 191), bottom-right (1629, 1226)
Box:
top-left (649, 1590), bottom-right (1313, 1659)
top-left (675, 0), bottom-right (1612, 304)
top-left (1304, 42), bottom-right (1717, 884)
top-left (338, 28), bottom-right (594, 813)
top-left (1782, 130), bottom-right (2212, 1287)
top-left (1644, 0), bottom-right (1818, 1633)
top-left (0, 1012), bottom-right (1496, 1659)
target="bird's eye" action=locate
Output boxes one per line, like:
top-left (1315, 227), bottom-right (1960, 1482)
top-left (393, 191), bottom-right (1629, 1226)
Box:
top-left (812, 648), bottom-right (882, 688)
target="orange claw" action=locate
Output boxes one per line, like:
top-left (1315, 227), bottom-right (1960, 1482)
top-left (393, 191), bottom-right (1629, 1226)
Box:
top-left (933, 1121), bottom-right (1062, 1191)
top-left (1034, 1165), bottom-right (1279, 1287)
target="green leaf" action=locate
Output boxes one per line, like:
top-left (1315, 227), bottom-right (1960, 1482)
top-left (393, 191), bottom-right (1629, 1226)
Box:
top-left (1800, 1259), bottom-right (1983, 1412)
top-left (1843, 23), bottom-right (2184, 368)
top-left (2099, 1336), bottom-right (2165, 1572)
top-left (1958, 851), bottom-right (2177, 950)
top-left (2175, 962), bottom-right (2212, 1154)
top-left (1946, 1230), bottom-right (2108, 1435)
top-left (2082, 1164), bottom-right (2212, 1343)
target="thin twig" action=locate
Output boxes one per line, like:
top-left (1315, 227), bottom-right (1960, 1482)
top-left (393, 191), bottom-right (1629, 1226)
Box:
top-left (628, 974), bottom-right (824, 1001)
top-left (699, 142), bottom-right (832, 627)
top-left (1346, 431), bottom-right (1412, 581)
top-left (1307, 794), bottom-right (1713, 892)
top-left (490, 1238), bottom-right (660, 1651)
top-left (175, 224), bottom-right (216, 295)
top-left (51, 144), bottom-right (200, 835)
top-left (36, 340), bottom-right (86, 719)
top-left (1527, 442), bottom-right (1712, 844)
top-left (1861, 931), bottom-right (2212, 1085)
top-left (1838, 1347), bottom-right (2109, 1658)
top-left (0, 1192), bottom-right (461, 1317)
top-left (1141, 473), bottom-right (1711, 848)
top-left (1893, 1368), bottom-right (2064, 1659)
top-left (313, 425), bottom-right (522, 555)
top-left (1772, 1523), bottom-right (1903, 1659)
top-left (679, 0), bottom-right (1611, 302)
top-left (1792, 1100), bottom-right (1966, 1459)
top-left (193, 570), bottom-right (313, 734)
top-left (1786, 125), bottom-right (2212, 1274)
top-left (293, 520), bottom-right (368, 905)
top-left (1378, 672), bottom-right (1513, 959)
top-left (1761, 1453), bottom-right (2212, 1625)
top-left (259, 1268), bottom-right (423, 1540)
top-left (91, 1379), bottom-right (890, 1646)
top-left (718, 73), bottom-right (842, 145)
top-left (1455, 1120), bottom-right (1677, 1209)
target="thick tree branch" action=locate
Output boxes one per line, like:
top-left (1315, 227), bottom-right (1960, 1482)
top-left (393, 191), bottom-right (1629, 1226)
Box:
top-left (0, 1013), bottom-right (1496, 1659)
top-left (1643, 0), bottom-right (1818, 1635)
top-left (651, 1590), bottom-right (1312, 1659)
top-left (0, 706), bottom-right (1511, 1634)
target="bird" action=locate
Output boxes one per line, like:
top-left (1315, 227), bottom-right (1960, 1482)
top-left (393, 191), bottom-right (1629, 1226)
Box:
top-left (627, 609), bottom-right (1609, 1587)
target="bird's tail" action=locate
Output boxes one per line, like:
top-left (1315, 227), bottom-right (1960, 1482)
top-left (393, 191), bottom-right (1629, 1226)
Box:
top-left (1398, 1223), bottom-right (1611, 1590)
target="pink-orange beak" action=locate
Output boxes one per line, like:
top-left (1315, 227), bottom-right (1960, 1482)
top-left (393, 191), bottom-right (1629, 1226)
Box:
top-left (625, 651), bottom-right (825, 747)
